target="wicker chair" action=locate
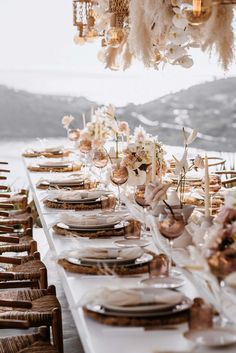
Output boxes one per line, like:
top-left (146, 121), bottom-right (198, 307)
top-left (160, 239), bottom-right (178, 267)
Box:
top-left (0, 228), bottom-right (33, 245)
top-left (0, 326), bottom-right (59, 353)
top-left (0, 239), bottom-right (37, 257)
top-left (0, 216), bottom-right (33, 233)
top-left (0, 194), bottom-right (28, 210)
top-left (215, 170), bottom-right (236, 188)
top-left (0, 286), bottom-right (63, 353)
top-left (0, 252), bottom-right (47, 289)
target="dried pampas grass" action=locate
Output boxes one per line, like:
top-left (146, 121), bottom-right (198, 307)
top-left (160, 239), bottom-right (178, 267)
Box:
top-left (201, 5), bottom-right (234, 71)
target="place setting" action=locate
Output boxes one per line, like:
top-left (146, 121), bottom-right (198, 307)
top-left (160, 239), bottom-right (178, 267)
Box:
top-left (52, 212), bottom-right (139, 238)
top-left (57, 245), bottom-right (154, 276)
top-left (27, 158), bottom-right (82, 173)
top-left (81, 286), bottom-right (192, 327)
top-left (43, 189), bottom-right (117, 211)
top-left (36, 173), bottom-right (99, 190)
top-left (22, 145), bottom-right (71, 159)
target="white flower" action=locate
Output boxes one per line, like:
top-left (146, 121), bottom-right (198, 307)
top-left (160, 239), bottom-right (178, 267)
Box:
top-left (194, 155), bottom-right (205, 169)
top-left (168, 27), bottom-right (189, 45)
top-left (172, 8), bottom-right (188, 29)
top-left (127, 169), bottom-right (146, 186)
top-left (62, 115), bottom-right (74, 129)
top-left (173, 55), bottom-right (193, 68)
top-left (165, 44), bottom-right (187, 61)
top-left (134, 125), bottom-right (147, 143)
top-left (173, 148), bottom-right (189, 175)
top-left (182, 128), bottom-right (198, 145)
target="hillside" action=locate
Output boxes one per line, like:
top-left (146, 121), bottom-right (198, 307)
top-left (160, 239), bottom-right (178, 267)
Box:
top-left (0, 78), bottom-right (235, 151)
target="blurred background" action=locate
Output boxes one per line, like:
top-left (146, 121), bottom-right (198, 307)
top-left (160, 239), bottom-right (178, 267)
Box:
top-left (0, 0), bottom-right (235, 151)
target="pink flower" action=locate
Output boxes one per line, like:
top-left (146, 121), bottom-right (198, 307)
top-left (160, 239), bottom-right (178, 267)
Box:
top-left (194, 155), bottom-right (204, 169)
top-left (62, 115), bottom-right (74, 129)
top-left (118, 121), bottom-right (130, 134)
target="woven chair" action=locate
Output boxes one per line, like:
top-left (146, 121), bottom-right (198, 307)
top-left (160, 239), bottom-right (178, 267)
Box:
top-left (0, 216), bottom-right (33, 233)
top-left (0, 326), bottom-right (59, 353)
top-left (0, 194), bottom-right (28, 210)
top-left (0, 252), bottom-right (47, 289)
top-left (0, 228), bottom-right (33, 245)
top-left (0, 239), bottom-right (37, 257)
top-left (0, 286), bottom-right (63, 353)
top-left (215, 170), bottom-right (236, 188)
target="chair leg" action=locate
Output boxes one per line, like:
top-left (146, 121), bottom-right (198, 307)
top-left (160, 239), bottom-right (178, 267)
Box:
top-left (39, 267), bottom-right (48, 289)
top-left (52, 307), bottom-right (64, 353)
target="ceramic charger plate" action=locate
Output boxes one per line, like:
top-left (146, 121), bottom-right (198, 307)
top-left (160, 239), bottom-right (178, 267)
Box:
top-left (67, 253), bottom-right (153, 267)
top-left (184, 328), bottom-right (236, 348)
top-left (103, 288), bottom-right (184, 313)
top-left (85, 296), bottom-right (191, 318)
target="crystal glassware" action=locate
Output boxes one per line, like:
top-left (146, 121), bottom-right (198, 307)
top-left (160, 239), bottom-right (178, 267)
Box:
top-left (91, 147), bottom-right (109, 188)
top-left (134, 184), bottom-right (151, 237)
top-left (110, 161), bottom-right (128, 209)
top-left (158, 213), bottom-right (185, 275)
top-left (79, 139), bottom-right (92, 174)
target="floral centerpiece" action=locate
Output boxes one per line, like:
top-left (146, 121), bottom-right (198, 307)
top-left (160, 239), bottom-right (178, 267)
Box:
top-left (122, 127), bottom-right (167, 186)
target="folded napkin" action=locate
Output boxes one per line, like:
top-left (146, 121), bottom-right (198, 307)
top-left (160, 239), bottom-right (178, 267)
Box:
top-left (30, 145), bottom-right (64, 153)
top-left (225, 272), bottom-right (236, 289)
top-left (81, 287), bottom-right (183, 307)
top-left (66, 246), bottom-right (144, 260)
top-left (39, 175), bottom-right (84, 185)
top-left (38, 160), bottom-right (71, 167)
top-left (49, 190), bottom-right (109, 202)
top-left (144, 181), bottom-right (171, 210)
top-left (60, 213), bottom-right (122, 227)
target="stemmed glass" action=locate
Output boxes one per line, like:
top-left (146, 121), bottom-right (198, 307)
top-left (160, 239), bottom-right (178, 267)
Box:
top-left (201, 174), bottom-right (222, 215)
top-left (78, 139), bottom-right (92, 174)
top-left (91, 147), bottom-right (109, 188)
top-left (67, 129), bottom-right (80, 149)
top-left (110, 161), bottom-right (129, 210)
top-left (134, 185), bottom-right (151, 237)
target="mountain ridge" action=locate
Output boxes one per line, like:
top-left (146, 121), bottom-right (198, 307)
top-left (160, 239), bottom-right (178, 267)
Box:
top-left (0, 77), bottom-right (235, 151)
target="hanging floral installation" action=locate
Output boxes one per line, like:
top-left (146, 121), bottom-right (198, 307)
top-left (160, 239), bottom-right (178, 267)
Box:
top-left (73, 0), bottom-right (235, 70)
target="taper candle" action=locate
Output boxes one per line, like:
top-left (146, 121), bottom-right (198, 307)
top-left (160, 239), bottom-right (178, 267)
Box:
top-left (151, 142), bottom-right (156, 182)
top-left (82, 113), bottom-right (86, 129)
top-left (204, 154), bottom-right (210, 218)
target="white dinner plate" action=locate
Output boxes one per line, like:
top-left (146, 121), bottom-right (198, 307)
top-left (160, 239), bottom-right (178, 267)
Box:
top-left (184, 328), bottom-right (236, 348)
top-left (67, 253), bottom-right (153, 267)
top-left (114, 239), bottom-right (151, 248)
top-left (141, 276), bottom-right (185, 289)
top-left (85, 297), bottom-right (191, 318)
top-left (104, 288), bottom-right (183, 313)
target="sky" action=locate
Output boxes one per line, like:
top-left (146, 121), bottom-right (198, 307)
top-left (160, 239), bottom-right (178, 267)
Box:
top-left (0, 0), bottom-right (235, 105)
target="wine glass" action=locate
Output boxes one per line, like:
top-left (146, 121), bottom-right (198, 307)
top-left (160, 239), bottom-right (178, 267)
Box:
top-left (91, 147), bottom-right (109, 188)
top-left (67, 129), bottom-right (80, 148)
top-left (110, 161), bottom-right (129, 209)
top-left (202, 174), bottom-right (222, 215)
top-left (158, 212), bottom-right (185, 274)
top-left (78, 139), bottom-right (92, 174)
top-left (134, 185), bottom-right (151, 237)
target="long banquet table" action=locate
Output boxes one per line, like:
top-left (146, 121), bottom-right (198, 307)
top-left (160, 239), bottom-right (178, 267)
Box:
top-left (23, 156), bottom-right (236, 353)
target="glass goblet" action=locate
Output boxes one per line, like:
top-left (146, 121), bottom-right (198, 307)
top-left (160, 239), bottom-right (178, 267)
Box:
top-left (134, 185), bottom-right (151, 237)
top-left (158, 213), bottom-right (185, 275)
top-left (110, 162), bottom-right (129, 209)
top-left (67, 128), bottom-right (81, 151)
top-left (78, 139), bottom-right (92, 174)
top-left (91, 148), bottom-right (109, 188)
